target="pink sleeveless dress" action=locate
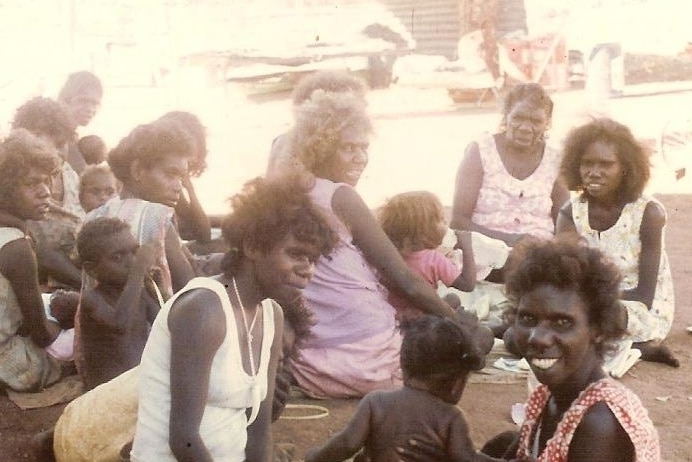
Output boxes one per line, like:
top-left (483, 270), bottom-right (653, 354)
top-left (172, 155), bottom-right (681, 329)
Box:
top-left (290, 178), bottom-right (402, 398)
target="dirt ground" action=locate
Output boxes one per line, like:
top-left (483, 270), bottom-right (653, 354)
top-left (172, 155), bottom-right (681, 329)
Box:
top-left (1, 193), bottom-right (690, 461)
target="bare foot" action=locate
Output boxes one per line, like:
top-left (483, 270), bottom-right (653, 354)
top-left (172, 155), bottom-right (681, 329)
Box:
top-left (634, 341), bottom-right (680, 367)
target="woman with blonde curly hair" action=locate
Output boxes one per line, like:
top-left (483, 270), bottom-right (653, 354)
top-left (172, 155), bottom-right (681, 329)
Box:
top-left (288, 89), bottom-right (493, 399)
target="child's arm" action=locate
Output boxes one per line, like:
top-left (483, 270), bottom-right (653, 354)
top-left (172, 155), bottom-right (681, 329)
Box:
top-left (0, 238), bottom-right (60, 347)
top-left (82, 243), bottom-right (158, 332)
top-left (305, 394), bottom-right (375, 462)
top-left (622, 201), bottom-right (666, 309)
top-left (450, 230), bottom-right (476, 292)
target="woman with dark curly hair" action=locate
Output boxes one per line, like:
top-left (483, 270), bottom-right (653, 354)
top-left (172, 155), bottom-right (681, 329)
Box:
top-left (85, 120), bottom-right (196, 300)
top-left (156, 111), bottom-right (212, 245)
top-left (556, 117), bottom-right (677, 368)
top-left (398, 237), bottom-right (661, 462)
top-left (0, 129), bottom-right (65, 392)
top-left (289, 88), bottom-right (493, 399)
top-left (12, 96), bottom-right (83, 291)
top-left (50, 176), bottom-right (338, 462)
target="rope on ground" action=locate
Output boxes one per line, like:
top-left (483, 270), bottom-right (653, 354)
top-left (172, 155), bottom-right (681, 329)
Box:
top-left (278, 403), bottom-right (330, 420)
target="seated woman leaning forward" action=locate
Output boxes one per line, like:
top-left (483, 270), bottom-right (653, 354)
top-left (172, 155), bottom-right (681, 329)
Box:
top-left (556, 118), bottom-right (677, 367)
top-left (288, 89), bottom-right (493, 399)
top-left (52, 177), bottom-right (337, 462)
top-left (399, 237), bottom-right (661, 462)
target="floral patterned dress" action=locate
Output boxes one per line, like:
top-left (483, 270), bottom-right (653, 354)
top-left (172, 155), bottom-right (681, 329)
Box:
top-left (516, 378), bottom-right (660, 461)
top-left (571, 195), bottom-right (675, 342)
top-left (471, 132), bottom-right (562, 240)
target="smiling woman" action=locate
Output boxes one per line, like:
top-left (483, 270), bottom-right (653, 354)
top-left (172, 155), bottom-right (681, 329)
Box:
top-left (502, 237), bottom-right (660, 461)
top-left (287, 88), bottom-right (492, 399)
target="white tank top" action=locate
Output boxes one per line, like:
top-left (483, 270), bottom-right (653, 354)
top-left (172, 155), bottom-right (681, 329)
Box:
top-left (131, 277), bottom-right (275, 461)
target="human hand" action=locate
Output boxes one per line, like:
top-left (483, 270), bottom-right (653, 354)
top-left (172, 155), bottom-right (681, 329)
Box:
top-left (49, 289), bottom-right (80, 329)
top-left (395, 437), bottom-right (446, 462)
top-left (454, 229), bottom-right (473, 251)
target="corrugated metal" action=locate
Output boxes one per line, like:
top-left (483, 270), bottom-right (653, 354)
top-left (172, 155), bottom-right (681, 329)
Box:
top-left (379, 0), bottom-right (463, 58)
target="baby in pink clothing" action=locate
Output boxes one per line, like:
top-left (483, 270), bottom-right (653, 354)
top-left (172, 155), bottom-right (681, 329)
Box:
top-left (378, 191), bottom-right (476, 325)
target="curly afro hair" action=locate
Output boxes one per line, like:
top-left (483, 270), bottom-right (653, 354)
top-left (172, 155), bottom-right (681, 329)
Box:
top-left (504, 236), bottom-right (627, 357)
top-left (107, 120), bottom-right (195, 184)
top-left (561, 117), bottom-right (650, 204)
top-left (220, 175), bottom-right (338, 350)
top-left (156, 111), bottom-right (207, 177)
top-left (292, 90), bottom-right (372, 177)
top-left (0, 129), bottom-right (59, 207)
top-left (12, 97), bottom-right (76, 148)
top-left (400, 315), bottom-right (485, 386)
top-left (76, 217), bottom-right (131, 264)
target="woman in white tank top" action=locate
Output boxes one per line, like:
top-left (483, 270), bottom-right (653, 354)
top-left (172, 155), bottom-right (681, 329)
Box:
top-left (130, 177), bottom-right (338, 462)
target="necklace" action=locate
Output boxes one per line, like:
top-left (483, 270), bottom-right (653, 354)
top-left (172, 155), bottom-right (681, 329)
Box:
top-left (232, 277), bottom-right (260, 377)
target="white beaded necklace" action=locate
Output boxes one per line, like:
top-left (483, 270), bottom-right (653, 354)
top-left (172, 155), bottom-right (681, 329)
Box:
top-left (232, 277), bottom-right (259, 377)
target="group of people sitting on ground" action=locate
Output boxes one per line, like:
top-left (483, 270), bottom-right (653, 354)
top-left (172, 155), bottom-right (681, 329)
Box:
top-left (0, 69), bottom-right (675, 461)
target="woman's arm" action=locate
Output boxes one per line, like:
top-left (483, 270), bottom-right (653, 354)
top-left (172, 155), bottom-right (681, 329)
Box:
top-left (175, 177), bottom-right (212, 243)
top-left (450, 142), bottom-right (526, 246)
top-left (245, 301), bottom-right (284, 462)
top-left (332, 186), bottom-right (455, 319)
top-left (168, 289), bottom-right (226, 462)
top-left (621, 201), bottom-right (665, 309)
top-left (165, 222), bottom-right (196, 293)
top-left (550, 178), bottom-right (571, 225)
top-left (450, 230), bottom-right (476, 292)
top-left (0, 238), bottom-right (60, 347)
top-left (32, 243), bottom-right (82, 289)
top-left (567, 402), bottom-right (635, 462)
top-left (555, 202), bottom-right (577, 235)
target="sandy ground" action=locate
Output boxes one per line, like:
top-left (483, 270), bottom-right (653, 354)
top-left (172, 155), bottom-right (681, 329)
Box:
top-left (1, 79), bottom-right (692, 461)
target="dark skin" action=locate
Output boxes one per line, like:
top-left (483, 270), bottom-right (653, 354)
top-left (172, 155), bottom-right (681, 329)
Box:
top-left (399, 286), bottom-right (636, 462)
top-left (306, 374), bottom-right (524, 462)
top-left (168, 232), bottom-right (323, 461)
top-left (175, 175), bottom-right (212, 244)
top-left (450, 103), bottom-right (569, 248)
top-left (0, 169), bottom-right (61, 347)
top-left (121, 156), bottom-right (196, 296)
top-left (556, 139), bottom-right (678, 367)
top-left (78, 236), bottom-right (160, 390)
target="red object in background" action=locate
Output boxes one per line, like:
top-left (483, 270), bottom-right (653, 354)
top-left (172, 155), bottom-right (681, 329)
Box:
top-left (502, 34), bottom-right (568, 90)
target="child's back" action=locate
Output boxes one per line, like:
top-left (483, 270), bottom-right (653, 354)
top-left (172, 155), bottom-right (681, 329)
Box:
top-left (357, 386), bottom-right (474, 462)
top-left (305, 316), bottom-right (492, 462)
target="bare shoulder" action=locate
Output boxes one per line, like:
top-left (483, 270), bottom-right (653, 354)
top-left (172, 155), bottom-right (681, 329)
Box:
top-left (570, 401), bottom-right (634, 461)
top-left (643, 199), bottom-right (666, 226)
top-left (168, 287), bottom-right (226, 339)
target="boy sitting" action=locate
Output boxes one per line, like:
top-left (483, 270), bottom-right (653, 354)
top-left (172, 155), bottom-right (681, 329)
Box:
top-left (74, 217), bottom-right (161, 390)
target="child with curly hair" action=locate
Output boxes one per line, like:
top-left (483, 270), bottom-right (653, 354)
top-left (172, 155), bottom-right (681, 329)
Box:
top-left (74, 217), bottom-right (161, 390)
top-left (557, 117), bottom-right (678, 368)
top-left (305, 315), bottom-right (517, 462)
top-left (378, 191), bottom-right (476, 323)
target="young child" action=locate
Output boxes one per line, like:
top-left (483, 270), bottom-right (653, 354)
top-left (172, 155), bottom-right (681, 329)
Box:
top-left (378, 191), bottom-right (476, 323)
top-left (74, 217), bottom-right (161, 390)
top-left (305, 315), bottom-right (514, 462)
top-left (79, 164), bottom-right (118, 213)
top-left (556, 117), bottom-right (678, 368)
top-left (77, 135), bottom-right (107, 166)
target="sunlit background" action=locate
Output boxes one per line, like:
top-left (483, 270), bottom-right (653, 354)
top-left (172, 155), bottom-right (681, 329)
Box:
top-left (1, 0), bottom-right (691, 215)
